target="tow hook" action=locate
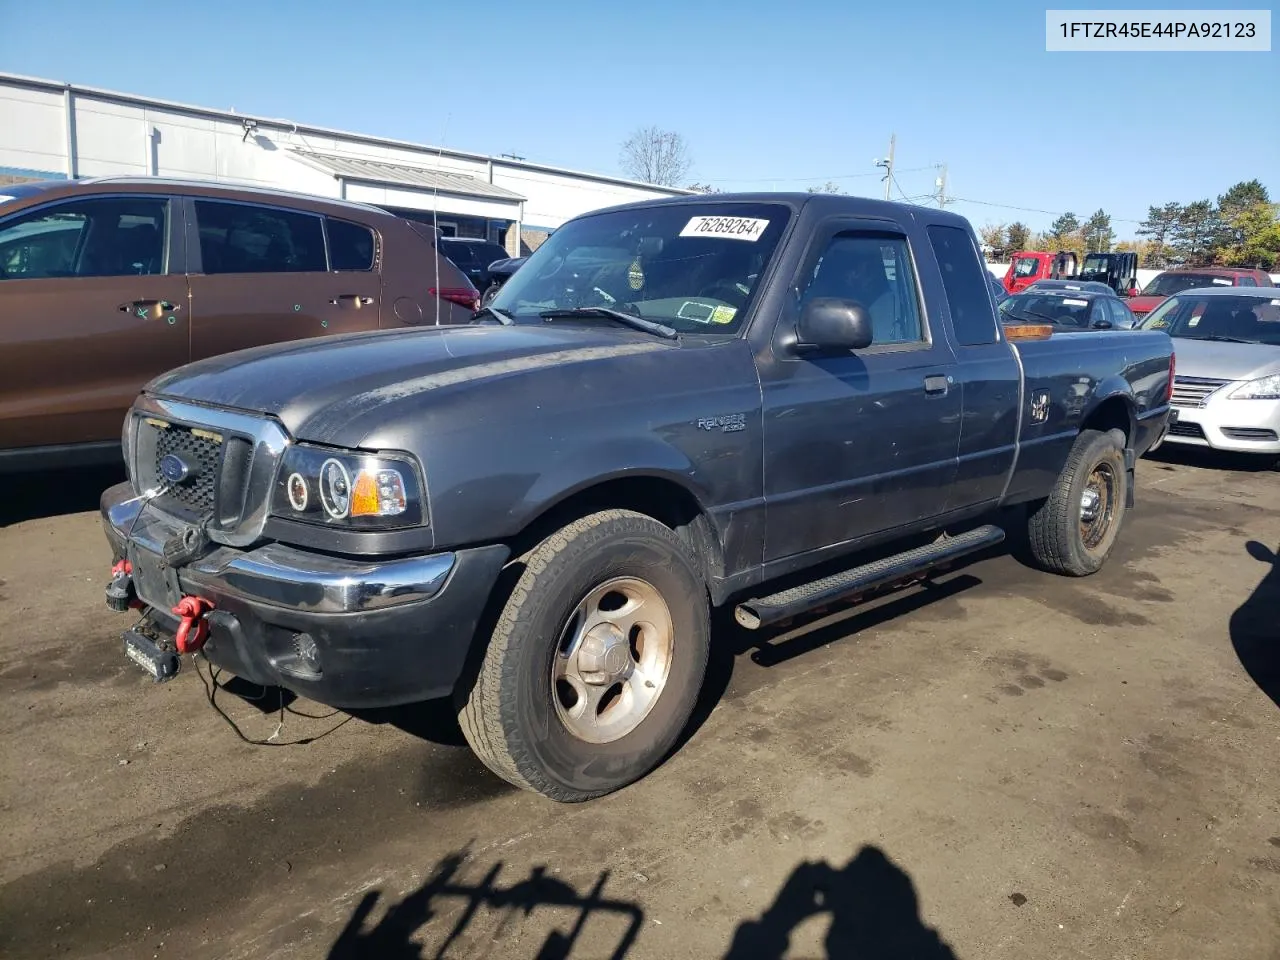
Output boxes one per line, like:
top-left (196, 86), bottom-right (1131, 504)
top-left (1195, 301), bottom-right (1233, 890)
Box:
top-left (105, 559), bottom-right (142, 613)
top-left (172, 596), bottom-right (215, 653)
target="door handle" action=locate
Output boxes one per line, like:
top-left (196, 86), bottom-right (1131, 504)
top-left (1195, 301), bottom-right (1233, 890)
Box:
top-left (119, 299), bottom-right (179, 319)
top-left (329, 295), bottom-right (374, 306)
top-left (923, 374), bottom-right (952, 396)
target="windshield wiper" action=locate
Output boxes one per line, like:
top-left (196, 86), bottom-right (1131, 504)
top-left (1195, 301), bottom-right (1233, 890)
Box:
top-left (539, 307), bottom-right (679, 340)
top-left (472, 305), bottom-right (514, 325)
top-left (1007, 308), bottom-right (1059, 324)
top-left (1184, 335), bottom-right (1256, 344)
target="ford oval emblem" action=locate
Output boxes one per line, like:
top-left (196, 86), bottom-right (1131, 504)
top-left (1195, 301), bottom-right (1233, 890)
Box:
top-left (159, 453), bottom-right (194, 484)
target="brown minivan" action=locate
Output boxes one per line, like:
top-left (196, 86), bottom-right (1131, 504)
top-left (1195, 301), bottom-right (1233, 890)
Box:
top-left (0, 177), bottom-right (479, 472)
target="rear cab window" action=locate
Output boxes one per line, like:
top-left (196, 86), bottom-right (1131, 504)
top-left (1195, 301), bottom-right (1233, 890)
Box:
top-left (194, 200), bottom-right (325, 275)
top-left (927, 225), bottom-right (999, 346)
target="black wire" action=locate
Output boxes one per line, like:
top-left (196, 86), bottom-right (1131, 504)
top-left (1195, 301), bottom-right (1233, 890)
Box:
top-left (193, 654), bottom-right (352, 746)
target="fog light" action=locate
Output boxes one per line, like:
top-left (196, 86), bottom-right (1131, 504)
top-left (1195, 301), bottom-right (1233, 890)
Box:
top-left (293, 632), bottom-right (321, 674)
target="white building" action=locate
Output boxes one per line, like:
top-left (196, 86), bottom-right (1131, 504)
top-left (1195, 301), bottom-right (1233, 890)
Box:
top-left (0, 73), bottom-right (691, 255)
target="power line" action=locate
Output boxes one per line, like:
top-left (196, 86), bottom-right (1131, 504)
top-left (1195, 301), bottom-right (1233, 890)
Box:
top-left (946, 195), bottom-right (1144, 225)
top-left (707, 165), bottom-right (934, 184)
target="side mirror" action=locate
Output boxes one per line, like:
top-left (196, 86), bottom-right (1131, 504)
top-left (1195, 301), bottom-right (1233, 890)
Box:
top-left (1091, 319), bottom-right (1114, 330)
top-left (797, 297), bottom-right (873, 351)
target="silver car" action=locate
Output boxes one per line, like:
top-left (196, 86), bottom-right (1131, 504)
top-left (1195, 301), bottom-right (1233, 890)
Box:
top-left (1139, 287), bottom-right (1280, 456)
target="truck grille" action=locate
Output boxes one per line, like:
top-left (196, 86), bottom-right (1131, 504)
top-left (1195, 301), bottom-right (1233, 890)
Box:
top-left (153, 424), bottom-right (221, 517)
top-left (1171, 377), bottom-right (1230, 408)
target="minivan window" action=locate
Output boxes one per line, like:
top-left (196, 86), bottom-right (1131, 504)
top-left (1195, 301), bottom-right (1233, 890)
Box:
top-left (0, 197), bottom-right (168, 280)
top-left (195, 200), bottom-right (325, 275)
top-left (326, 218), bottom-right (376, 271)
top-left (928, 224), bottom-right (999, 345)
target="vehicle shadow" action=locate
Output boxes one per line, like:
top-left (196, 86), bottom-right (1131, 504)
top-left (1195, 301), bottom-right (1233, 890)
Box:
top-left (326, 848), bottom-right (644, 960)
top-left (0, 463), bottom-right (126, 527)
top-left (1230, 540), bottom-right (1280, 708)
top-left (325, 844), bottom-right (955, 959)
top-left (1146, 444), bottom-right (1279, 473)
top-left (723, 845), bottom-right (958, 959)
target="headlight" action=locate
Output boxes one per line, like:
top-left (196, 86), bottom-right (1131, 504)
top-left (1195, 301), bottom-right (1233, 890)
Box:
top-left (1228, 374), bottom-right (1280, 400)
top-left (271, 445), bottom-right (425, 529)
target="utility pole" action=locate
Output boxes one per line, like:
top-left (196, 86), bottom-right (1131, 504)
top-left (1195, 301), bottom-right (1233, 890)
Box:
top-left (935, 163), bottom-right (949, 208)
top-left (874, 133), bottom-right (895, 200)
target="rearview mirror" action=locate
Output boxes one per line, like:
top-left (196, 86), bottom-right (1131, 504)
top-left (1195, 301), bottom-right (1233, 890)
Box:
top-left (797, 298), bottom-right (873, 351)
top-left (638, 237), bottom-right (664, 257)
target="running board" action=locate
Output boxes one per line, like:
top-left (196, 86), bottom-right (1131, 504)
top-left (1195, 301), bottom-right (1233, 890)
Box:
top-left (734, 524), bottom-right (1006, 630)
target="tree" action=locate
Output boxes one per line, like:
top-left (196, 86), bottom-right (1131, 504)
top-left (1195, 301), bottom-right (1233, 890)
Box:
top-left (619, 126), bottom-right (692, 186)
top-left (1046, 212), bottom-right (1080, 252)
top-left (1081, 209), bottom-right (1114, 253)
top-left (806, 181), bottom-right (846, 194)
top-left (1215, 179), bottom-right (1272, 253)
top-left (1006, 222), bottom-right (1031, 253)
top-left (1171, 199), bottom-right (1220, 266)
top-left (1136, 202), bottom-right (1182, 267)
top-left (1219, 202), bottom-right (1280, 270)
top-left (978, 222), bottom-right (1007, 258)
top-left (685, 182), bottom-right (721, 194)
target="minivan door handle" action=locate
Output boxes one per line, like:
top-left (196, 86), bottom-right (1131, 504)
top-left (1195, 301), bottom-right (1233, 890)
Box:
top-left (923, 374), bottom-right (951, 396)
top-left (119, 299), bottom-right (179, 318)
top-left (329, 295), bottom-right (374, 307)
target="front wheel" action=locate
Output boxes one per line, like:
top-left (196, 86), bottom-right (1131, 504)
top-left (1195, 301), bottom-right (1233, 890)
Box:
top-left (457, 509), bottom-right (710, 801)
top-left (1026, 428), bottom-right (1129, 576)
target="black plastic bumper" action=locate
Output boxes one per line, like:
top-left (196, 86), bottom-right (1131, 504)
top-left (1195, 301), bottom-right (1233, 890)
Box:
top-left (101, 481), bottom-right (509, 709)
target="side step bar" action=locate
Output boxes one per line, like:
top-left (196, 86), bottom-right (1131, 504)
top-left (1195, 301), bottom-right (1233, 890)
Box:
top-left (734, 524), bottom-right (1006, 630)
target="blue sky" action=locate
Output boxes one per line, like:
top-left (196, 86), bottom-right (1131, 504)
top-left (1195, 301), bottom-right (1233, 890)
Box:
top-left (2, 0), bottom-right (1275, 237)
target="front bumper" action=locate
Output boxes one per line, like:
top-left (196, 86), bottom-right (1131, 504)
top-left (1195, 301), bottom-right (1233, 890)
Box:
top-left (101, 481), bottom-right (509, 708)
top-left (1166, 394), bottom-right (1280, 454)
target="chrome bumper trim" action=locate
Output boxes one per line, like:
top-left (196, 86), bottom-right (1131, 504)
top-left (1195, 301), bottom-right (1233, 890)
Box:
top-left (104, 487), bottom-right (454, 614)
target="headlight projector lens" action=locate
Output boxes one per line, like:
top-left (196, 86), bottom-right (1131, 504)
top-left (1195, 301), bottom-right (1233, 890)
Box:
top-left (319, 458), bottom-right (352, 519)
top-left (286, 472), bottom-right (309, 512)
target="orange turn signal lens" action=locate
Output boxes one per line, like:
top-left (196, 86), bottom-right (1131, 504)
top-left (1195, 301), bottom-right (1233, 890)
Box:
top-left (349, 467), bottom-right (409, 517)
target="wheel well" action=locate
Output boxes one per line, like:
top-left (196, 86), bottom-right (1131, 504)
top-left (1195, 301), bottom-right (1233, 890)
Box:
top-left (510, 477), bottom-right (725, 586)
top-left (1082, 396), bottom-right (1132, 444)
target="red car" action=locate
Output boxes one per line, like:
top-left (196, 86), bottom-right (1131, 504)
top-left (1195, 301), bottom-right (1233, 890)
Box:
top-left (1127, 267), bottom-right (1275, 320)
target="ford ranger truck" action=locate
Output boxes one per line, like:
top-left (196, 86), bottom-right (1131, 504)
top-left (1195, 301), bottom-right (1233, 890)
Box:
top-left (100, 194), bottom-right (1176, 802)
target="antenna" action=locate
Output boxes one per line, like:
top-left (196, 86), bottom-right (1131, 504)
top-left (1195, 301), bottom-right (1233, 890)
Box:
top-left (432, 113), bottom-right (451, 327)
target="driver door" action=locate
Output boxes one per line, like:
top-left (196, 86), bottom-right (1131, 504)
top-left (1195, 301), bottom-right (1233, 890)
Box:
top-left (759, 219), bottom-right (963, 562)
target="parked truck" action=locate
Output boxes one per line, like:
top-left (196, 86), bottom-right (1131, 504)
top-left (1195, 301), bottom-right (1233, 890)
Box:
top-left (101, 193), bottom-right (1176, 802)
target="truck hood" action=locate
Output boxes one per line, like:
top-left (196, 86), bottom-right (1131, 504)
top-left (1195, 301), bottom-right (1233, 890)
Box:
top-left (1172, 338), bottom-right (1280, 382)
top-left (146, 324), bottom-right (673, 441)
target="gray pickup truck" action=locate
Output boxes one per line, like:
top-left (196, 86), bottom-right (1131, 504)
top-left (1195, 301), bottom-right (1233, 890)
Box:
top-left (101, 193), bottom-right (1175, 802)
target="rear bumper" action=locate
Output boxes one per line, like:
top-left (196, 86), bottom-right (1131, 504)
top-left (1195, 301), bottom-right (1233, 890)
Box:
top-left (101, 481), bottom-right (509, 708)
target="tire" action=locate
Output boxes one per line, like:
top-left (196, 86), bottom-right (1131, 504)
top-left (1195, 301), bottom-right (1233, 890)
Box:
top-left (1026, 428), bottom-right (1128, 577)
top-left (458, 509), bottom-right (710, 801)
top-left (480, 282), bottom-right (502, 306)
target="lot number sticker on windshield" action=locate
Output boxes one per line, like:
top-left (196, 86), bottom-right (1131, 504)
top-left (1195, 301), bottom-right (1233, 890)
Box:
top-left (1063, 298), bottom-right (1088, 306)
top-left (680, 216), bottom-right (770, 242)
top-left (1212, 278), bottom-right (1231, 285)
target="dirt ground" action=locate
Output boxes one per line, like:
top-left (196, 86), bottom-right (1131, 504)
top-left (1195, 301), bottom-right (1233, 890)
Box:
top-left (0, 447), bottom-right (1277, 960)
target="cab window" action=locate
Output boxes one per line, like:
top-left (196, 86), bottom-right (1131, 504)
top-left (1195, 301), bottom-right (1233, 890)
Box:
top-left (0, 197), bottom-right (169, 280)
top-left (801, 233), bottom-right (924, 346)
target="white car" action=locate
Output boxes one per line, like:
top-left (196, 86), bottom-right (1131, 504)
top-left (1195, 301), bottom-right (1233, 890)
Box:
top-left (1139, 287), bottom-right (1280, 457)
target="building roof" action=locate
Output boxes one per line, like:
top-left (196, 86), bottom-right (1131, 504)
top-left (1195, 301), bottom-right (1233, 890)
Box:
top-left (0, 72), bottom-right (693, 197)
top-left (290, 150), bottom-right (526, 203)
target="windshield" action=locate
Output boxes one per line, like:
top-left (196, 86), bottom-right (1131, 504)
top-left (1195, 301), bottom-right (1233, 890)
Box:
top-left (1011, 256), bottom-right (1040, 278)
top-left (1140, 294), bottom-right (1280, 344)
top-left (490, 202), bottom-right (791, 334)
top-left (1000, 293), bottom-right (1093, 327)
top-left (1140, 272), bottom-right (1233, 298)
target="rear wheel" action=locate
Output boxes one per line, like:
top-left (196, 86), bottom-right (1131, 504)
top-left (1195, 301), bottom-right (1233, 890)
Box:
top-left (1026, 428), bottom-right (1128, 576)
top-left (458, 509), bottom-right (710, 801)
